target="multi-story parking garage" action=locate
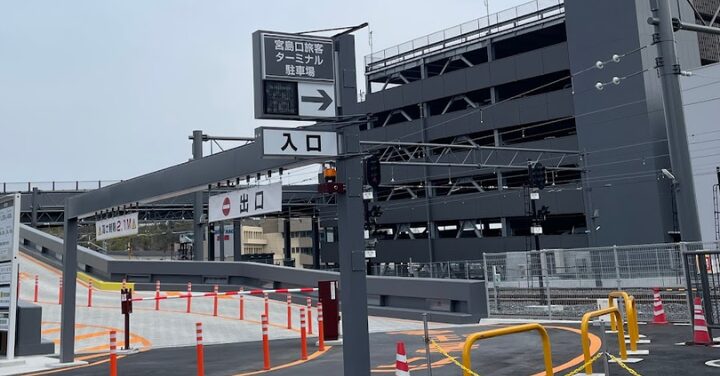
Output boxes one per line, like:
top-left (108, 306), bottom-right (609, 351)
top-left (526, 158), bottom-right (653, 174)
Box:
top-left (320, 0), bottom-right (711, 266)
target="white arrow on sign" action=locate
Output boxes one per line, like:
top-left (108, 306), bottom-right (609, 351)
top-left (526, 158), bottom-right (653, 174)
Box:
top-left (298, 82), bottom-right (336, 117)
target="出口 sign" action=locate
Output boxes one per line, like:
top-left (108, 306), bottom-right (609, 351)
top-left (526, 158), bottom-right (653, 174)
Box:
top-left (208, 183), bottom-right (282, 222)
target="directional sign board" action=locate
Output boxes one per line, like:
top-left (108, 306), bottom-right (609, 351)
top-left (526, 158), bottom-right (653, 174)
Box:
top-left (253, 30), bottom-right (336, 120)
top-left (0, 194), bottom-right (19, 359)
top-left (208, 183), bottom-right (282, 222)
top-left (257, 127), bottom-right (338, 158)
top-left (96, 212), bottom-right (139, 241)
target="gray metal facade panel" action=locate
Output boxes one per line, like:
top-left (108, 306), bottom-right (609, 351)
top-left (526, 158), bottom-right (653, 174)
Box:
top-left (442, 69), bottom-right (468, 96)
top-left (515, 48), bottom-right (546, 80)
top-left (421, 76), bottom-right (445, 102)
top-left (488, 58), bottom-right (517, 86)
top-left (517, 95), bottom-right (550, 124)
top-left (465, 64), bottom-right (491, 89)
top-left (383, 85), bottom-right (404, 109)
top-left (541, 43), bottom-right (571, 73)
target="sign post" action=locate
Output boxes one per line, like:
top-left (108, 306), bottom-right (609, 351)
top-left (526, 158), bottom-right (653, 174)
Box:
top-left (0, 194), bottom-right (20, 360)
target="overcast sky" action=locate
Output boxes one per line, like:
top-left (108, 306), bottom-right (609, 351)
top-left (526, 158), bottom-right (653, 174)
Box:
top-left (0, 0), bottom-right (527, 183)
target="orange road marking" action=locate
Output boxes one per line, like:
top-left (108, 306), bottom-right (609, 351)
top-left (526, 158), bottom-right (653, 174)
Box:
top-left (529, 325), bottom-right (602, 376)
top-left (231, 347), bottom-right (332, 375)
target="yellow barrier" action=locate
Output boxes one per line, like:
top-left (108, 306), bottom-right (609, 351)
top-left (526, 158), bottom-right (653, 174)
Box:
top-left (581, 307), bottom-right (627, 375)
top-left (461, 323), bottom-right (553, 376)
top-left (77, 272), bottom-right (135, 291)
top-left (608, 291), bottom-right (639, 352)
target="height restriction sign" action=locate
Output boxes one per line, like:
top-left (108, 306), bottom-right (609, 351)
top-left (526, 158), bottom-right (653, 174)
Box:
top-left (252, 31), bottom-right (336, 120)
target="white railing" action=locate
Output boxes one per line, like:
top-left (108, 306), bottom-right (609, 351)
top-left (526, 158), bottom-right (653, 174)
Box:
top-left (365, 0), bottom-right (564, 72)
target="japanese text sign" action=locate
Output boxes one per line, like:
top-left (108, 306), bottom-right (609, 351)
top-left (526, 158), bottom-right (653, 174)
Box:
top-left (258, 127), bottom-right (338, 157)
top-left (208, 183), bottom-right (282, 222)
top-left (261, 33), bottom-right (334, 82)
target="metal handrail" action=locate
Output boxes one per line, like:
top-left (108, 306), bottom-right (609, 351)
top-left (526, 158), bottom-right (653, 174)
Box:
top-left (365, 0), bottom-right (564, 72)
top-left (461, 323), bottom-right (553, 376)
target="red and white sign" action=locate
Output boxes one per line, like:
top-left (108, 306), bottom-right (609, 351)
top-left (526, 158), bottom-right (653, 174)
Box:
top-left (208, 183), bottom-right (282, 222)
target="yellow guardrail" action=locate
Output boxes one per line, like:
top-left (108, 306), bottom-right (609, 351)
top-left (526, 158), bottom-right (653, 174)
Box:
top-left (461, 323), bottom-right (553, 376)
top-left (77, 272), bottom-right (134, 291)
top-left (581, 307), bottom-right (627, 375)
top-left (608, 291), bottom-right (640, 352)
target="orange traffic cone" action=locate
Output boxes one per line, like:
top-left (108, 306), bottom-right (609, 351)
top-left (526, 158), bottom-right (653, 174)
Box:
top-left (652, 288), bottom-right (669, 324)
top-left (395, 341), bottom-right (410, 376)
top-left (693, 297), bottom-right (712, 345)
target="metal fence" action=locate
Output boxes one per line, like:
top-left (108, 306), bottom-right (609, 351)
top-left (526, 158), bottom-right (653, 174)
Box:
top-left (369, 242), bottom-right (720, 322)
top-left (364, 0), bottom-right (564, 71)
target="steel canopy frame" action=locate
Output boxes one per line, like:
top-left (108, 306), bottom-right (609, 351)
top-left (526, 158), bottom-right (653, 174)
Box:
top-left (59, 140), bottom-right (305, 363)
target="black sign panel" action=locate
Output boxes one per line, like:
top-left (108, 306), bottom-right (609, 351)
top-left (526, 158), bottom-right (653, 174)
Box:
top-left (262, 33), bottom-right (334, 82)
top-left (264, 80), bottom-right (298, 116)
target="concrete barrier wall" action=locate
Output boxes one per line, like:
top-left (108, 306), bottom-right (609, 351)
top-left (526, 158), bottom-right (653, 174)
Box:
top-left (19, 224), bottom-right (487, 323)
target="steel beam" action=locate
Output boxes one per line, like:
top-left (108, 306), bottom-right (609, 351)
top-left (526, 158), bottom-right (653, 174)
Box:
top-left (66, 141), bottom-right (299, 219)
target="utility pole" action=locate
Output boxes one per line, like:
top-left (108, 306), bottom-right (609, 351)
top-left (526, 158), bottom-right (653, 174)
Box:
top-left (191, 130), bottom-right (205, 260)
top-left (653, 0), bottom-right (702, 241)
top-left (336, 125), bottom-right (372, 376)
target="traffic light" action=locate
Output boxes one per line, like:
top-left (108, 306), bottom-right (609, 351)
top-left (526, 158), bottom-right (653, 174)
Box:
top-left (365, 155), bottom-right (381, 189)
top-left (531, 162), bottom-right (546, 190)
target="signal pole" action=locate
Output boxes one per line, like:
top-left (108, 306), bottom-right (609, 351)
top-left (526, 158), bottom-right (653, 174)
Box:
top-left (653, 0), bottom-right (702, 241)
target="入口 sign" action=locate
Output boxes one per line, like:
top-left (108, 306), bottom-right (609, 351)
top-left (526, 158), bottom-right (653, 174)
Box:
top-left (96, 213), bottom-right (139, 241)
top-left (259, 127), bottom-right (338, 157)
top-left (208, 183), bottom-right (282, 222)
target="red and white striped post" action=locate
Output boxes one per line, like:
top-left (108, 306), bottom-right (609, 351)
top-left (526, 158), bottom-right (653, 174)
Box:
top-left (33, 275), bottom-right (39, 303)
top-left (155, 280), bottom-right (161, 311)
top-left (87, 280), bottom-right (93, 308)
top-left (306, 297), bottom-right (313, 335)
top-left (212, 285), bottom-right (219, 317)
top-left (262, 314), bottom-right (270, 370)
top-left (186, 282), bottom-right (192, 313)
top-left (239, 287), bottom-right (245, 320)
top-left (286, 294), bottom-right (292, 329)
top-left (58, 276), bottom-right (63, 305)
top-left (196, 323), bottom-right (205, 376)
top-left (109, 330), bottom-right (118, 376)
top-left (264, 293), bottom-right (269, 322)
top-left (300, 307), bottom-right (308, 360)
top-left (317, 302), bottom-right (325, 351)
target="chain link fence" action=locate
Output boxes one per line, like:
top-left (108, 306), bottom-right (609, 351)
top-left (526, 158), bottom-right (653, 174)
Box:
top-left (369, 242), bottom-right (720, 322)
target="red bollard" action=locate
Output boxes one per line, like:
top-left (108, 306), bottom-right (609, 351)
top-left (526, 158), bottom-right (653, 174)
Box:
top-left (287, 294), bottom-right (292, 329)
top-left (186, 282), bottom-right (192, 314)
top-left (317, 302), bottom-right (325, 351)
top-left (58, 276), bottom-right (63, 305)
top-left (264, 293), bottom-right (269, 322)
top-left (213, 285), bottom-right (219, 317)
top-left (196, 323), bottom-right (204, 376)
top-left (306, 297), bottom-right (313, 335)
top-left (300, 307), bottom-right (308, 360)
top-left (239, 288), bottom-right (245, 320)
top-left (155, 280), bottom-right (160, 311)
top-left (109, 330), bottom-right (118, 376)
top-left (33, 275), bottom-right (39, 303)
top-left (87, 280), bottom-right (93, 308)
top-left (262, 314), bottom-right (271, 370)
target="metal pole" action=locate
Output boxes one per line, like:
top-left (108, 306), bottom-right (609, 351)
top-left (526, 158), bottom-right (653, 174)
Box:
top-left (654, 0), bottom-right (702, 241)
top-left (192, 130), bottom-right (205, 261)
top-left (614, 245), bottom-right (621, 289)
top-left (60, 216), bottom-right (79, 363)
top-left (312, 214), bottom-right (321, 269)
top-left (284, 215), bottom-right (294, 267)
top-left (218, 221), bottom-right (225, 262)
top-left (336, 126), bottom-right (371, 375)
top-left (31, 187), bottom-right (38, 228)
top-left (600, 320), bottom-right (610, 376)
top-left (422, 312), bottom-right (433, 376)
top-left (541, 250), bottom-right (552, 319)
